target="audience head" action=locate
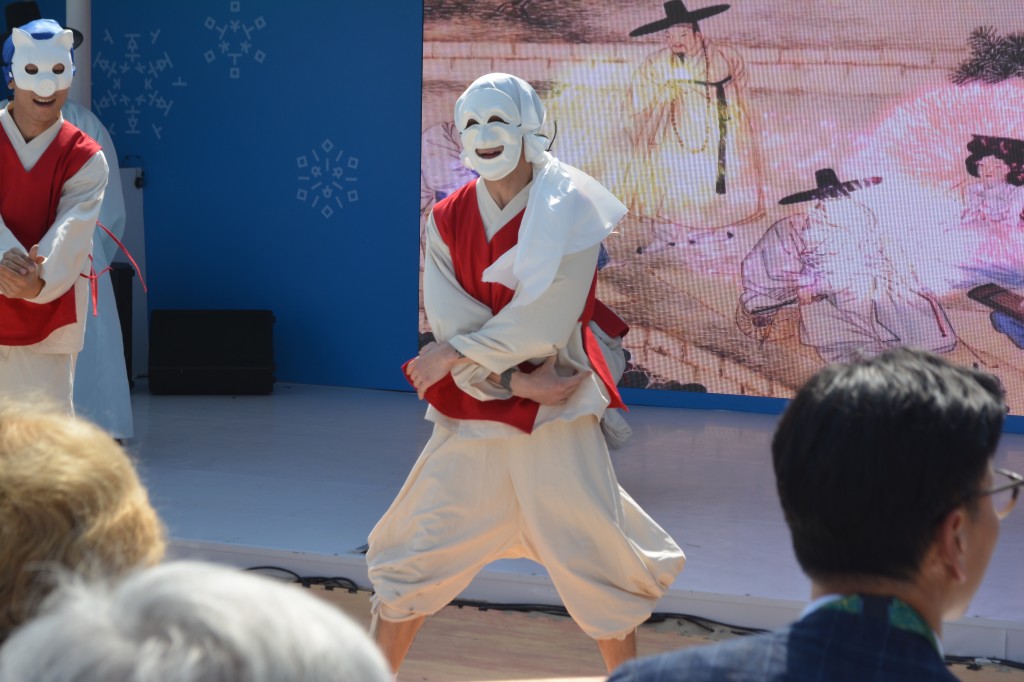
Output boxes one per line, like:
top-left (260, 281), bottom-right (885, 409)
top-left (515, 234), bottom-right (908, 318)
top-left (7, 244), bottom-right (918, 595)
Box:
top-left (0, 404), bottom-right (165, 639)
top-left (0, 561), bottom-right (392, 682)
top-left (772, 347), bottom-right (1008, 619)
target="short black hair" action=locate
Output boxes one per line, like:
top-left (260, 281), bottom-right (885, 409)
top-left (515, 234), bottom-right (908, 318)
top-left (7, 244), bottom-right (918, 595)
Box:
top-left (772, 347), bottom-right (1005, 582)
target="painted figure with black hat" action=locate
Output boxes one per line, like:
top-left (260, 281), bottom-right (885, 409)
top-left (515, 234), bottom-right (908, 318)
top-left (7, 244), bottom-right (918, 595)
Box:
top-left (621, 0), bottom-right (763, 252)
top-left (0, 1), bottom-right (133, 437)
top-left (738, 168), bottom-right (955, 362)
top-left (0, 12), bottom-right (108, 413)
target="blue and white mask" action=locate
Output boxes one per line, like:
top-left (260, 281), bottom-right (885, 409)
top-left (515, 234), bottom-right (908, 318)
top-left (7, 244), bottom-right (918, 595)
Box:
top-left (9, 21), bottom-right (74, 96)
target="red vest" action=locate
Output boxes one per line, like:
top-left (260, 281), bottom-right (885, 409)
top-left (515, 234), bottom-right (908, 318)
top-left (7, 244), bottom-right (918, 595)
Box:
top-left (0, 120), bottom-right (99, 346)
top-left (409, 180), bottom-right (626, 433)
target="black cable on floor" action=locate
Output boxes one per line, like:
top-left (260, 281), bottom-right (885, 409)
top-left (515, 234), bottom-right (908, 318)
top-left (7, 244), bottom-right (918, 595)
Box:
top-left (246, 566), bottom-right (359, 593)
top-left (245, 565), bottom-right (1024, 669)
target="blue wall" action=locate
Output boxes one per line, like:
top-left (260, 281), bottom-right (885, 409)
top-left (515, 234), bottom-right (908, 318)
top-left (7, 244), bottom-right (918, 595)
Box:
top-left (52, 0), bottom-right (425, 390)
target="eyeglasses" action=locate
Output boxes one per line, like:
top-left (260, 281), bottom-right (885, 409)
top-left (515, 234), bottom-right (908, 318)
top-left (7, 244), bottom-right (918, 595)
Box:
top-left (980, 468), bottom-right (1024, 520)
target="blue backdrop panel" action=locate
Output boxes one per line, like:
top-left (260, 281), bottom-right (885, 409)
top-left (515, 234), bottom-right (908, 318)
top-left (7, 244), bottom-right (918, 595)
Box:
top-left (79, 0), bottom-right (422, 390)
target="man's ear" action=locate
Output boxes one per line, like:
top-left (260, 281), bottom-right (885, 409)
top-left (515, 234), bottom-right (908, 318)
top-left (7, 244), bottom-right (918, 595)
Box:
top-left (932, 506), bottom-right (969, 584)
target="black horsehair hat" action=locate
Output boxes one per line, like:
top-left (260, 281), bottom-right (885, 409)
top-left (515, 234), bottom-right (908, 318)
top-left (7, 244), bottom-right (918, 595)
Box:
top-left (778, 168), bottom-right (883, 205)
top-left (2, 1), bottom-right (83, 48)
top-left (630, 1), bottom-right (731, 37)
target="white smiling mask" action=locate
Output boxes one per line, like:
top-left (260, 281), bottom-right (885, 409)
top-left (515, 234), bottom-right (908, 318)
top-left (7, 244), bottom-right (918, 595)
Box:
top-left (11, 26), bottom-right (74, 97)
top-left (456, 87), bottom-right (525, 182)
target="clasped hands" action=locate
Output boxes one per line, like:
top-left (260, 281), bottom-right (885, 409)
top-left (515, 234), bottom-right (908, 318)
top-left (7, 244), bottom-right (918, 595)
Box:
top-left (407, 341), bottom-right (465, 399)
top-left (408, 341), bottom-right (590, 405)
top-left (0, 245), bottom-right (44, 299)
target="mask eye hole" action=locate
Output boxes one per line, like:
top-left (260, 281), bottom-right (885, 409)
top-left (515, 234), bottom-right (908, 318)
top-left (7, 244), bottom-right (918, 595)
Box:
top-left (52, 64), bottom-right (65, 75)
top-left (24, 63), bottom-right (38, 75)
top-left (464, 118), bottom-right (479, 129)
top-left (487, 115), bottom-right (507, 124)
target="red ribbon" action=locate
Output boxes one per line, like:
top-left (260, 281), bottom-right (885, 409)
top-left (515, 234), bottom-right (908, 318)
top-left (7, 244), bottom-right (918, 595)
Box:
top-left (81, 220), bottom-right (148, 316)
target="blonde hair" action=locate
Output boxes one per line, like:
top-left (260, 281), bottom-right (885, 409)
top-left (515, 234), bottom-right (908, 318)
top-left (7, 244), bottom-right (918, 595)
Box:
top-left (0, 404), bottom-right (165, 639)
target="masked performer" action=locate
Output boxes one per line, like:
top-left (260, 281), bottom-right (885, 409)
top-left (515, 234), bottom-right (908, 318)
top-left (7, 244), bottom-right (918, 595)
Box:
top-left (0, 1), bottom-right (133, 436)
top-left (0, 18), bottom-right (108, 413)
top-left (367, 73), bottom-right (685, 676)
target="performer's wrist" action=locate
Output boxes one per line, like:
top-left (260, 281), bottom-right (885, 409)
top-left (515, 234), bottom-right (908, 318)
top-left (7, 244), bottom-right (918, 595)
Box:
top-left (449, 344), bottom-right (467, 366)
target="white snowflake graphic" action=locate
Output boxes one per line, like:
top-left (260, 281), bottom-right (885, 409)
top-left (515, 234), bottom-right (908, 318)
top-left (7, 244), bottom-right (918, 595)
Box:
top-left (92, 28), bottom-right (187, 140)
top-left (297, 139), bottom-right (360, 220)
top-left (203, 1), bottom-right (267, 79)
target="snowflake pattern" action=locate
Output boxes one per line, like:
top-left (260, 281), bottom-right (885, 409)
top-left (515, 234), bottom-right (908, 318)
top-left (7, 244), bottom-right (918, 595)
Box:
top-left (203, 1), bottom-right (267, 79)
top-left (297, 139), bottom-right (360, 220)
top-left (92, 28), bottom-right (187, 140)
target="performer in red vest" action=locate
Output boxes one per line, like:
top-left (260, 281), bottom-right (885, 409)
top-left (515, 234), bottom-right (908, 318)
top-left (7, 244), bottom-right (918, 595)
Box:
top-left (0, 17), bottom-right (107, 414)
top-left (367, 73), bottom-right (685, 676)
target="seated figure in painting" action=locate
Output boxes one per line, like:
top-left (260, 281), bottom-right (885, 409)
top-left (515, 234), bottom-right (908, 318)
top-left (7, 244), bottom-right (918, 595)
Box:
top-left (738, 168), bottom-right (956, 363)
top-left (959, 134), bottom-right (1024, 277)
top-left (955, 135), bottom-right (1024, 348)
top-left (621, 1), bottom-right (764, 253)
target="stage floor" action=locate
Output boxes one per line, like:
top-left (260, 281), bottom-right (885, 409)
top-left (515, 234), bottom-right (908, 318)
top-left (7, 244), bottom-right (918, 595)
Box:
top-left (126, 382), bottom-right (1024, 663)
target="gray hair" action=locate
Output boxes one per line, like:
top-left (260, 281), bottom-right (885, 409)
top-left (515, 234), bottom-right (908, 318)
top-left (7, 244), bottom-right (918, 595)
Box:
top-left (0, 561), bottom-right (391, 682)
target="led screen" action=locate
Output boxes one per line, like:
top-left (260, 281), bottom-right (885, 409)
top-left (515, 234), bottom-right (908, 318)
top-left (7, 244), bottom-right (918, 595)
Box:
top-left (420, 1), bottom-right (1024, 413)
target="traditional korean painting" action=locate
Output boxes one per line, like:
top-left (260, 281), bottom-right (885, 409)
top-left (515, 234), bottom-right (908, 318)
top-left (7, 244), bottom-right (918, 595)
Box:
top-left (420, 0), bottom-right (1024, 412)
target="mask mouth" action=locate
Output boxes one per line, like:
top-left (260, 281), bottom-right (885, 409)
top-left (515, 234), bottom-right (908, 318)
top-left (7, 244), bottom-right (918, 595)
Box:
top-left (476, 146), bottom-right (504, 160)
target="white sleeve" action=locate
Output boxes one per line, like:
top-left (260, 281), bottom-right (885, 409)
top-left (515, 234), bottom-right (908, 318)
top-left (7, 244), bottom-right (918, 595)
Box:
top-left (421, 210), bottom-right (502, 396)
top-left (92, 123), bottom-right (127, 263)
top-left (448, 244), bottom-right (600, 375)
top-left (424, 207), bottom-right (600, 397)
top-left (30, 151), bottom-right (108, 304)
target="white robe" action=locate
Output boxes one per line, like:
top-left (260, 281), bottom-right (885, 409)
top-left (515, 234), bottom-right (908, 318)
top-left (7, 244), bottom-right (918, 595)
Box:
top-left (63, 101), bottom-right (133, 438)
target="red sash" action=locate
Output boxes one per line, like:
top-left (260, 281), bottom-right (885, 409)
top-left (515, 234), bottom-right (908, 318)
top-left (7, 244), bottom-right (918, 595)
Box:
top-left (0, 121), bottom-right (99, 346)
top-left (407, 180), bottom-right (625, 433)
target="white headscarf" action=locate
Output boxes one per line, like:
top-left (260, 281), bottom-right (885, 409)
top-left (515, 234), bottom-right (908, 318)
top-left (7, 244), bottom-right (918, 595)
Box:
top-left (456, 73), bottom-right (627, 307)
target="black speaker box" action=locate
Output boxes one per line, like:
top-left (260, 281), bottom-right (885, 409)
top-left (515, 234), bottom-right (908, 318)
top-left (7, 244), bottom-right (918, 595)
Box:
top-left (109, 262), bottom-right (134, 387)
top-left (148, 310), bottom-right (276, 395)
